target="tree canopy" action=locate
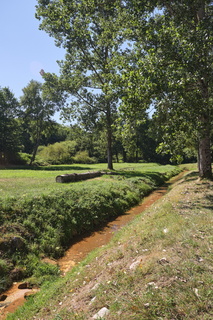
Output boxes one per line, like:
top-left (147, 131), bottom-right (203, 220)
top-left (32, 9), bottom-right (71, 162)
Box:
top-left (0, 87), bottom-right (21, 164)
top-left (1, 1), bottom-right (213, 175)
top-left (36, 0), bottom-right (130, 170)
top-left (120, 0), bottom-right (213, 178)
top-left (20, 80), bottom-right (58, 165)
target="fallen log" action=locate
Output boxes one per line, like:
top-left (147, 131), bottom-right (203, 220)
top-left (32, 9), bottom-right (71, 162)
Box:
top-left (56, 171), bottom-right (103, 183)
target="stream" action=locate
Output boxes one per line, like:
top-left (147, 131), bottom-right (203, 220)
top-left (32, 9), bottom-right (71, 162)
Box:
top-left (0, 171), bottom-right (185, 320)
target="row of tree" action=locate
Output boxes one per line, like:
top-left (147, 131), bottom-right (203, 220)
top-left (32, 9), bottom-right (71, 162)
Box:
top-left (35, 0), bottom-right (213, 179)
top-left (0, 81), bottom-right (59, 165)
top-left (1, 1), bottom-right (212, 178)
top-left (0, 80), bottom-right (175, 166)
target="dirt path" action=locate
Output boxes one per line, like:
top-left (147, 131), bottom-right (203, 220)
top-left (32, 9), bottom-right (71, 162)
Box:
top-left (0, 171), bottom-right (185, 320)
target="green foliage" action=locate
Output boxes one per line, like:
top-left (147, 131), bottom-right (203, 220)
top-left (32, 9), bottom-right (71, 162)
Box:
top-left (0, 87), bottom-right (21, 164)
top-left (37, 141), bottom-right (97, 165)
top-left (73, 151), bottom-right (96, 164)
top-left (20, 80), bottom-right (59, 165)
top-left (38, 140), bottom-right (77, 164)
top-left (36, 0), bottom-right (129, 170)
top-left (16, 152), bottom-right (32, 165)
top-left (0, 259), bottom-right (12, 292)
top-left (30, 262), bottom-right (60, 286)
top-left (125, 1), bottom-right (213, 177)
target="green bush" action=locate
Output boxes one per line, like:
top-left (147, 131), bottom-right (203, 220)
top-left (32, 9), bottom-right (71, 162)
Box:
top-left (73, 151), bottom-right (96, 164)
top-left (0, 259), bottom-right (13, 292)
top-left (38, 141), bottom-right (77, 164)
top-left (0, 259), bottom-right (10, 275)
top-left (24, 254), bottom-right (60, 286)
top-left (16, 152), bottom-right (32, 165)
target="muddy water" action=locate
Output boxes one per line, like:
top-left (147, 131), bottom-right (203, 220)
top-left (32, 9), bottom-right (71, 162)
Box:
top-left (0, 283), bottom-right (39, 320)
top-left (0, 171), bottom-right (185, 319)
top-left (58, 184), bottom-right (168, 274)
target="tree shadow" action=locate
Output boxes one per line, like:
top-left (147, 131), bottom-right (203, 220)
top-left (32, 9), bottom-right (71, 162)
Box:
top-left (204, 194), bottom-right (213, 210)
top-left (176, 171), bottom-right (199, 185)
top-left (0, 165), bottom-right (94, 171)
top-left (34, 165), bottom-right (93, 171)
top-left (109, 170), bottom-right (169, 186)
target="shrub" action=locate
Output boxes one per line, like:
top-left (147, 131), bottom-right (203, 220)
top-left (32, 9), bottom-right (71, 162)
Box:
top-left (24, 254), bottom-right (60, 286)
top-left (38, 141), bottom-right (77, 164)
top-left (0, 259), bottom-right (13, 292)
top-left (16, 152), bottom-right (32, 165)
top-left (0, 259), bottom-right (9, 275)
top-left (73, 151), bottom-right (96, 164)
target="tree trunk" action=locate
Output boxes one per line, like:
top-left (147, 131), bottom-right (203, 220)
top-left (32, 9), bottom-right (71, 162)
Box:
top-left (30, 142), bottom-right (40, 165)
top-left (107, 127), bottom-right (113, 170)
top-left (198, 117), bottom-right (212, 179)
top-left (30, 120), bottom-right (42, 166)
top-left (198, 135), bottom-right (212, 179)
top-left (106, 103), bottom-right (113, 170)
top-left (135, 148), bottom-right (139, 163)
top-left (115, 150), bottom-right (119, 163)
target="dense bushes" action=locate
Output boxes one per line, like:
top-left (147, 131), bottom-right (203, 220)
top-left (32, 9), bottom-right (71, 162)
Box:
top-left (37, 141), bottom-right (96, 165)
top-left (37, 141), bottom-right (77, 164)
top-left (0, 259), bottom-right (13, 293)
top-left (73, 151), bottom-right (96, 164)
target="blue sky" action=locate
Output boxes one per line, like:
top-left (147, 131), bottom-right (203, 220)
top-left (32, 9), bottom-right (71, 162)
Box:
top-left (0, 0), bottom-right (65, 99)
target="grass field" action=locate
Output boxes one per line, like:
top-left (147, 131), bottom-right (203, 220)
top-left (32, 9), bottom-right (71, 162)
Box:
top-left (0, 163), bottom-right (179, 198)
top-left (4, 166), bottom-right (213, 320)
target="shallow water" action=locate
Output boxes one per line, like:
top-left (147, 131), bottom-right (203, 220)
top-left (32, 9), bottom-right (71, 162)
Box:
top-left (58, 184), bottom-right (168, 274)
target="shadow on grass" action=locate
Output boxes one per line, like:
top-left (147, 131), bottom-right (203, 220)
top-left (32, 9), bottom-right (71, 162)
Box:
top-left (113, 171), bottom-right (168, 185)
top-left (34, 165), bottom-right (93, 171)
top-left (0, 165), bottom-right (93, 171)
top-left (176, 171), bottom-right (199, 184)
top-left (184, 171), bottom-right (199, 180)
top-left (204, 194), bottom-right (213, 210)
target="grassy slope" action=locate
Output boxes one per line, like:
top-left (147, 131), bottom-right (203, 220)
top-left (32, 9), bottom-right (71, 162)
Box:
top-left (6, 169), bottom-right (213, 320)
top-left (0, 163), bottom-right (180, 294)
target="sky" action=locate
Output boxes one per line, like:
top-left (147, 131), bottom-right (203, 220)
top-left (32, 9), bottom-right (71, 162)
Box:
top-left (0, 1), bottom-right (65, 100)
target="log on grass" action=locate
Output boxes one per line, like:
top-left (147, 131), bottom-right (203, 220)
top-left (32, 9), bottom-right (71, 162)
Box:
top-left (56, 171), bottom-right (103, 183)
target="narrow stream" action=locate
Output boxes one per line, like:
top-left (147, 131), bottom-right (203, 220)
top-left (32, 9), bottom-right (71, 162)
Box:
top-left (0, 171), bottom-right (185, 320)
top-left (58, 184), bottom-right (168, 274)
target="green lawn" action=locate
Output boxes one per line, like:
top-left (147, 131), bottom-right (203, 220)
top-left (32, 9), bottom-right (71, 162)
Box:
top-left (0, 163), bottom-right (179, 198)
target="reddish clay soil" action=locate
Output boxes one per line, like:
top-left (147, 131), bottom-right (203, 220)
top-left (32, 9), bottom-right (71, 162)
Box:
top-left (0, 171), bottom-right (185, 320)
top-left (0, 283), bottom-right (39, 320)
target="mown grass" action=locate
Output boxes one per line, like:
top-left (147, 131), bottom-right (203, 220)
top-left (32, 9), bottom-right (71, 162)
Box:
top-left (0, 163), bottom-right (177, 198)
top-left (0, 163), bottom-right (181, 294)
top-left (5, 169), bottom-right (213, 320)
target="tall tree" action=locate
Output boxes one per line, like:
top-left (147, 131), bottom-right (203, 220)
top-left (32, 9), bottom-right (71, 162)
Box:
top-left (0, 87), bottom-right (21, 164)
top-left (36, 0), bottom-right (125, 170)
top-left (124, 0), bottom-right (213, 178)
top-left (20, 80), bottom-right (57, 165)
